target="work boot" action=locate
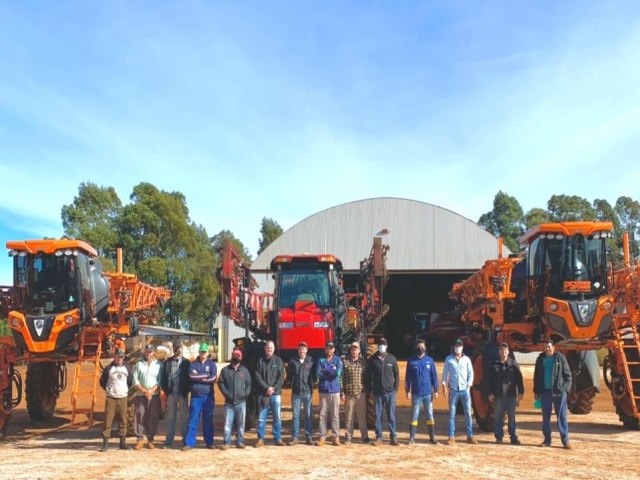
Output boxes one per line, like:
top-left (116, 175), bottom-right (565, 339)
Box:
top-left (427, 425), bottom-right (437, 445)
top-left (466, 436), bottom-right (478, 445)
top-left (99, 437), bottom-right (109, 452)
top-left (147, 439), bottom-right (155, 449)
top-left (287, 438), bottom-right (299, 446)
top-left (390, 437), bottom-right (400, 446)
top-left (134, 439), bottom-right (146, 450)
top-left (409, 425), bottom-right (417, 445)
top-left (447, 437), bottom-right (456, 446)
top-left (314, 437), bottom-right (326, 447)
top-left (332, 437), bottom-right (341, 446)
top-left (275, 440), bottom-right (285, 446)
top-left (254, 439), bottom-right (264, 448)
top-left (119, 435), bottom-right (130, 450)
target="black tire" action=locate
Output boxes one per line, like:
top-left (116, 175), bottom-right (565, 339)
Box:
top-left (25, 362), bottom-right (59, 421)
top-left (471, 351), bottom-right (494, 432)
top-left (567, 386), bottom-right (597, 414)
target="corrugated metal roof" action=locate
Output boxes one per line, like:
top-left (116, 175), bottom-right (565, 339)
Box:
top-left (252, 197), bottom-right (506, 272)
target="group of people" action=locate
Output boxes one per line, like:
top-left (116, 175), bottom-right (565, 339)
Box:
top-left (98, 335), bottom-right (573, 451)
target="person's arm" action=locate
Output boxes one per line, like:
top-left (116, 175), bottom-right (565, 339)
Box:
top-left (126, 364), bottom-right (133, 388)
top-left (466, 357), bottom-right (474, 388)
top-left (442, 360), bottom-right (450, 398)
top-left (533, 356), bottom-right (542, 397)
top-left (218, 369), bottom-right (231, 401)
top-left (430, 359), bottom-right (439, 394)
top-left (404, 361), bottom-right (411, 395)
top-left (201, 361), bottom-right (217, 383)
top-left (99, 364), bottom-right (110, 390)
top-left (273, 358), bottom-right (285, 391)
top-left (393, 356), bottom-right (400, 392)
top-left (243, 367), bottom-right (252, 398)
top-left (254, 359), bottom-right (269, 392)
top-left (364, 359), bottom-right (372, 393)
top-left (561, 354), bottom-right (572, 392)
top-left (515, 361), bottom-right (525, 399)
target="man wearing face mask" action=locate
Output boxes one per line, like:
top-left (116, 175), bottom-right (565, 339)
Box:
top-left (365, 337), bottom-right (400, 446)
top-left (218, 347), bottom-right (252, 449)
top-left (160, 341), bottom-right (191, 449)
top-left (442, 338), bottom-right (476, 445)
top-left (405, 339), bottom-right (438, 445)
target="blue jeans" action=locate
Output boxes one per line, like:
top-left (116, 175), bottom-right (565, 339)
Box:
top-left (257, 394), bottom-right (282, 441)
top-left (448, 388), bottom-right (473, 438)
top-left (374, 391), bottom-right (397, 440)
top-left (493, 396), bottom-right (517, 441)
top-left (291, 393), bottom-right (312, 440)
top-left (184, 392), bottom-right (214, 447)
top-left (541, 390), bottom-right (569, 445)
top-left (411, 394), bottom-right (434, 425)
top-left (223, 402), bottom-right (246, 445)
top-left (164, 392), bottom-right (189, 446)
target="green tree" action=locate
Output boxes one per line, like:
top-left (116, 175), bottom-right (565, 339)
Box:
top-left (615, 196), bottom-right (640, 259)
top-left (547, 195), bottom-right (596, 222)
top-left (524, 208), bottom-right (552, 229)
top-left (258, 217), bottom-right (283, 255)
top-left (478, 191), bottom-right (524, 253)
top-left (61, 182), bottom-right (122, 264)
top-left (211, 229), bottom-right (252, 263)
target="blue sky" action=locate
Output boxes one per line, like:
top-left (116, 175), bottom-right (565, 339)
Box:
top-left (1, 1), bottom-right (640, 284)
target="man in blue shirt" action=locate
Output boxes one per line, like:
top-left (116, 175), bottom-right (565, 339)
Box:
top-left (442, 338), bottom-right (476, 445)
top-left (315, 341), bottom-right (343, 446)
top-left (182, 343), bottom-right (217, 450)
top-left (405, 339), bottom-right (438, 445)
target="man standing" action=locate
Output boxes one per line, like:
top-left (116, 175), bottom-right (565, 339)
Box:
top-left (315, 341), bottom-right (343, 446)
top-left (182, 343), bottom-right (217, 450)
top-left (405, 339), bottom-right (438, 445)
top-left (442, 338), bottom-right (476, 445)
top-left (160, 341), bottom-right (191, 448)
top-left (533, 340), bottom-right (572, 449)
top-left (487, 342), bottom-right (524, 445)
top-left (254, 340), bottom-right (285, 447)
top-left (218, 347), bottom-right (252, 449)
top-left (286, 341), bottom-right (314, 446)
top-left (341, 341), bottom-right (369, 444)
top-left (99, 348), bottom-right (132, 451)
top-left (366, 337), bottom-right (400, 446)
top-left (132, 344), bottom-right (163, 450)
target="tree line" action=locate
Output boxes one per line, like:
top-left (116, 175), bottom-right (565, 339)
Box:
top-left (61, 182), bottom-right (283, 333)
top-left (478, 191), bottom-right (640, 258)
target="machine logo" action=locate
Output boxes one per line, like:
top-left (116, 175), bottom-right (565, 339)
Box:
top-left (34, 318), bottom-right (45, 337)
top-left (578, 304), bottom-right (590, 323)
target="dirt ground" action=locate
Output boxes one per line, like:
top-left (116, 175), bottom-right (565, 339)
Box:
top-left (1, 362), bottom-right (638, 480)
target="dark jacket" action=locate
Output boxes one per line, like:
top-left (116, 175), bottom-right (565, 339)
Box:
top-left (189, 357), bottom-right (217, 397)
top-left (218, 364), bottom-right (252, 405)
top-left (316, 355), bottom-right (343, 394)
top-left (533, 351), bottom-right (572, 397)
top-left (160, 355), bottom-right (191, 397)
top-left (100, 362), bottom-right (133, 390)
top-left (405, 354), bottom-right (438, 396)
top-left (287, 356), bottom-right (315, 395)
top-left (254, 354), bottom-right (285, 396)
top-left (366, 352), bottom-right (400, 395)
top-left (487, 357), bottom-right (524, 398)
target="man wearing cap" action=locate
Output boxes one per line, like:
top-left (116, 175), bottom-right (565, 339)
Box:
top-left (218, 347), bottom-right (252, 449)
top-left (254, 340), bottom-right (285, 447)
top-left (315, 340), bottom-right (343, 446)
top-left (533, 340), bottom-right (572, 449)
top-left (405, 339), bottom-right (439, 445)
top-left (487, 342), bottom-right (524, 445)
top-left (99, 348), bottom-right (132, 451)
top-left (160, 341), bottom-right (191, 448)
top-left (442, 338), bottom-right (476, 445)
top-left (341, 341), bottom-right (369, 444)
top-left (365, 337), bottom-right (400, 446)
top-left (286, 341), bottom-right (315, 446)
top-left (132, 344), bottom-right (163, 449)
top-left (183, 343), bottom-right (217, 450)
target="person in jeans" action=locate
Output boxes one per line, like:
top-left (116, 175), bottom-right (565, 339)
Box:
top-left (533, 340), bottom-right (572, 449)
top-left (286, 341), bottom-right (315, 446)
top-left (340, 341), bottom-right (369, 444)
top-left (254, 340), bottom-right (285, 447)
top-left (405, 339), bottom-right (438, 445)
top-left (160, 341), bottom-right (191, 448)
top-left (132, 344), bottom-right (163, 450)
top-left (99, 348), bottom-right (132, 451)
top-left (442, 338), bottom-right (476, 446)
top-left (365, 337), bottom-right (400, 446)
top-left (487, 342), bottom-right (524, 445)
top-left (315, 341), bottom-right (343, 446)
top-left (182, 343), bottom-right (217, 450)
top-left (218, 347), bottom-right (252, 449)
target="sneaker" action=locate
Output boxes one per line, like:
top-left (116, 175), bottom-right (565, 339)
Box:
top-left (332, 438), bottom-right (341, 446)
top-left (495, 438), bottom-right (503, 444)
top-left (305, 438), bottom-right (313, 445)
top-left (539, 442), bottom-right (551, 447)
top-left (287, 439), bottom-right (299, 446)
top-left (134, 440), bottom-right (146, 450)
top-left (219, 444), bottom-right (229, 450)
top-left (236, 443), bottom-right (246, 449)
top-left (314, 438), bottom-right (326, 447)
top-left (563, 443), bottom-right (572, 450)
top-left (511, 439), bottom-right (522, 446)
top-left (344, 436), bottom-right (351, 445)
top-left (447, 437), bottom-right (456, 446)
top-left (206, 444), bottom-right (215, 449)
top-left (161, 444), bottom-right (171, 449)
top-left (254, 439), bottom-right (265, 448)
top-left (390, 438), bottom-right (400, 446)
top-left (147, 441), bottom-right (155, 450)
top-left (275, 440), bottom-right (285, 446)
top-left (362, 437), bottom-right (371, 444)
top-left (466, 436), bottom-right (478, 445)
top-left (181, 445), bottom-right (192, 452)
top-left (408, 438), bottom-right (415, 446)
top-left (429, 438), bottom-right (438, 445)
top-left (370, 439), bottom-right (380, 446)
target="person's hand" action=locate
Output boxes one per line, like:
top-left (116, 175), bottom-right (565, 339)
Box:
top-left (443, 385), bottom-right (449, 399)
top-left (534, 394), bottom-right (540, 401)
top-left (266, 386), bottom-right (275, 396)
top-left (488, 394), bottom-right (495, 403)
top-left (433, 392), bottom-right (439, 400)
top-left (518, 394), bottom-right (524, 402)
top-left (406, 392), bottom-right (412, 401)
top-left (340, 393), bottom-right (345, 403)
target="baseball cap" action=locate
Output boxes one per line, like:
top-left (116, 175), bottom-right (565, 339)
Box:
top-left (115, 349), bottom-right (125, 357)
top-left (172, 341), bottom-right (182, 350)
top-left (498, 342), bottom-right (509, 349)
top-left (144, 344), bottom-right (154, 352)
top-left (454, 338), bottom-right (463, 346)
top-left (350, 342), bottom-right (360, 349)
top-left (298, 341), bottom-right (308, 348)
top-left (325, 341), bottom-right (335, 348)
top-left (378, 337), bottom-right (388, 346)
top-left (199, 343), bottom-right (209, 353)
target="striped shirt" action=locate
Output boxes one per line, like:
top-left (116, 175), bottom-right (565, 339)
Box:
top-left (341, 357), bottom-right (366, 396)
